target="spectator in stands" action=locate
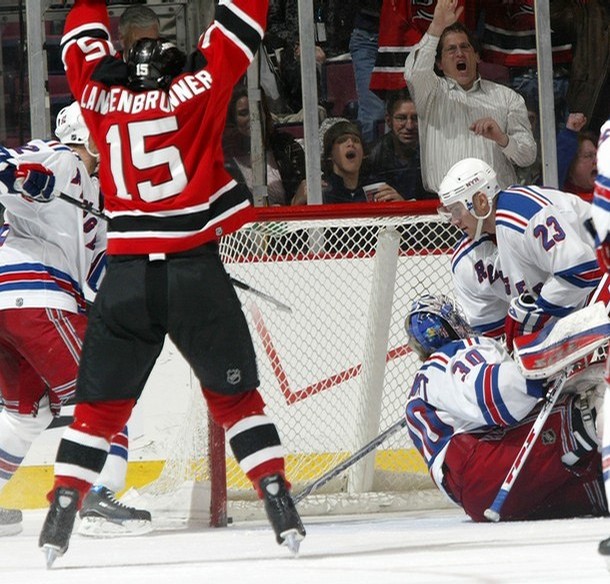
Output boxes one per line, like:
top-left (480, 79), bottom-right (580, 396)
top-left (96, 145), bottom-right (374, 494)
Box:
top-left (480, 0), bottom-right (572, 130)
top-left (349, 0), bottom-right (386, 145)
top-left (117, 4), bottom-right (160, 55)
top-left (367, 89), bottom-right (435, 200)
top-left (223, 85), bottom-right (307, 206)
top-left (264, 1), bottom-right (328, 122)
top-left (296, 118), bottom-right (400, 205)
top-left (404, 0), bottom-right (537, 193)
top-left (557, 113), bottom-right (597, 202)
top-left (551, 0), bottom-right (610, 136)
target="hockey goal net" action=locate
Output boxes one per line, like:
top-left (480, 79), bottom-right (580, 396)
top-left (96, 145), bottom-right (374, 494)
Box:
top-left (137, 201), bottom-right (461, 526)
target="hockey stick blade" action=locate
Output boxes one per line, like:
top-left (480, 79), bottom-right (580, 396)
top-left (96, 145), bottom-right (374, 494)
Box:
top-left (513, 302), bottom-right (610, 379)
top-left (483, 369), bottom-right (568, 522)
top-left (229, 277), bottom-right (293, 313)
top-left (294, 418), bottom-right (407, 504)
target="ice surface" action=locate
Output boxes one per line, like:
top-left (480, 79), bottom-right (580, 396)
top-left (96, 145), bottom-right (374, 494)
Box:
top-left (5, 508), bottom-right (610, 583)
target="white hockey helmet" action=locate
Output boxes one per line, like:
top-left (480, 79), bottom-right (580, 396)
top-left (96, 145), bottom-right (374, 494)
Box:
top-left (55, 102), bottom-right (89, 145)
top-left (438, 157), bottom-right (500, 213)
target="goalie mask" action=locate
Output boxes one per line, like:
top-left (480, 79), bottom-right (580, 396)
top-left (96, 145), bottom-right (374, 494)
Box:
top-left (437, 158), bottom-right (500, 240)
top-left (405, 294), bottom-right (473, 360)
top-left (126, 38), bottom-right (186, 92)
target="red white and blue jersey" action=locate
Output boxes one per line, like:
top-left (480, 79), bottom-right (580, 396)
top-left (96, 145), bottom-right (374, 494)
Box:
top-left (495, 185), bottom-right (602, 317)
top-left (61, 0), bottom-right (268, 255)
top-left (593, 119), bottom-right (610, 247)
top-left (0, 139), bottom-right (106, 313)
top-left (405, 337), bottom-right (544, 499)
top-left (451, 233), bottom-right (510, 338)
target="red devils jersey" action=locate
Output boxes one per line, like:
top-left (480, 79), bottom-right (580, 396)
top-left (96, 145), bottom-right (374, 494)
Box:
top-left (480, 0), bottom-right (572, 68)
top-left (370, 0), bottom-right (475, 96)
top-left (61, 0), bottom-right (268, 255)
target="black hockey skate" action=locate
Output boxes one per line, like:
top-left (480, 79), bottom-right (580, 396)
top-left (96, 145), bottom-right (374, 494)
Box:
top-left (39, 487), bottom-right (79, 568)
top-left (260, 474), bottom-right (306, 555)
top-left (0, 507), bottom-right (22, 536)
top-left (78, 485), bottom-right (152, 537)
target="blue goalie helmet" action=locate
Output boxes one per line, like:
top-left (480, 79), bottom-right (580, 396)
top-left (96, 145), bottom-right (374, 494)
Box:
top-left (405, 294), bottom-right (473, 360)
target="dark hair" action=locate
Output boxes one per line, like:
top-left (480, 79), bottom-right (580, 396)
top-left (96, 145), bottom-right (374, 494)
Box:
top-left (322, 120), bottom-right (362, 175)
top-left (226, 83), bottom-right (275, 147)
top-left (385, 88), bottom-right (414, 116)
top-left (435, 22), bottom-right (480, 63)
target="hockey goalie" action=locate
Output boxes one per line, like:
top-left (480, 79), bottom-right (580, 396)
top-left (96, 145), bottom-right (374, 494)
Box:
top-left (404, 294), bottom-right (608, 522)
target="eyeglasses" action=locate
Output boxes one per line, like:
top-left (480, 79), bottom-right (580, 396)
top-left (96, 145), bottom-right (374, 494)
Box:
top-left (578, 152), bottom-right (596, 161)
top-left (442, 42), bottom-right (473, 55)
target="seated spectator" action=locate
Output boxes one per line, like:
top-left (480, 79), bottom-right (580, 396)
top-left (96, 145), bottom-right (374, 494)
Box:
top-left (320, 120), bottom-right (368, 204)
top-left (298, 119), bottom-right (393, 205)
top-left (557, 113), bottom-right (597, 202)
top-left (366, 89), bottom-right (435, 200)
top-left (223, 85), bottom-right (307, 206)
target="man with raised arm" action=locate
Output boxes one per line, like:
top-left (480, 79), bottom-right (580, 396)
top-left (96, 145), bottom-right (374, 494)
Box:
top-left (404, 0), bottom-right (537, 193)
top-left (38, 0), bottom-right (305, 567)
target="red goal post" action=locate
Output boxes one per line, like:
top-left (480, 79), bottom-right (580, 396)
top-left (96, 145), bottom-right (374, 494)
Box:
top-left (137, 201), bottom-right (461, 527)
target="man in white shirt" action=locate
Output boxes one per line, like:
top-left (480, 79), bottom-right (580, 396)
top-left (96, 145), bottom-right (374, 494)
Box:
top-left (404, 0), bottom-right (537, 192)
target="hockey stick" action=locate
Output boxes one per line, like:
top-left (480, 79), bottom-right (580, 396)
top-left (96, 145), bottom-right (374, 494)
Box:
top-left (229, 277), bottom-right (292, 313)
top-left (294, 418), bottom-right (407, 505)
top-left (483, 369), bottom-right (568, 522)
top-left (58, 192), bottom-right (109, 221)
top-left (57, 192), bottom-right (292, 313)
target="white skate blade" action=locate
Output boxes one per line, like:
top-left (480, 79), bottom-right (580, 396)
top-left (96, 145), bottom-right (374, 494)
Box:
top-left (281, 529), bottom-right (304, 556)
top-left (77, 516), bottom-right (153, 538)
top-left (42, 544), bottom-right (63, 569)
top-left (0, 522), bottom-right (22, 536)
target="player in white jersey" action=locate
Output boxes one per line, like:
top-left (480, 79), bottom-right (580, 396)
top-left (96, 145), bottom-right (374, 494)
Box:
top-left (0, 102), bottom-right (150, 537)
top-left (451, 233), bottom-right (509, 338)
top-left (437, 157), bottom-right (604, 351)
top-left (589, 118), bottom-right (610, 563)
top-left (404, 294), bottom-right (606, 521)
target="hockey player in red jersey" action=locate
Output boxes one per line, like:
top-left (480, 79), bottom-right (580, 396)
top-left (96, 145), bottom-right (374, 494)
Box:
top-left (38, 0), bottom-right (305, 567)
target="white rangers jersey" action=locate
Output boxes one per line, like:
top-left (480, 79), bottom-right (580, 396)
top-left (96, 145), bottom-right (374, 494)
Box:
top-left (451, 233), bottom-right (510, 338)
top-left (0, 139), bottom-right (106, 313)
top-left (593, 119), bottom-right (610, 243)
top-left (495, 185), bottom-right (601, 317)
top-left (405, 337), bottom-right (544, 500)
